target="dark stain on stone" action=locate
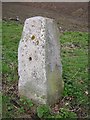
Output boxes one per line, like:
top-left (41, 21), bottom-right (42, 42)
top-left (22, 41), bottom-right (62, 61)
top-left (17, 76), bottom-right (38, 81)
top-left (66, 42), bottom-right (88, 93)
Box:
top-left (42, 45), bottom-right (45, 48)
top-left (32, 25), bottom-right (34, 27)
top-left (42, 30), bottom-right (45, 32)
top-left (25, 44), bottom-right (27, 47)
top-left (42, 53), bottom-right (44, 56)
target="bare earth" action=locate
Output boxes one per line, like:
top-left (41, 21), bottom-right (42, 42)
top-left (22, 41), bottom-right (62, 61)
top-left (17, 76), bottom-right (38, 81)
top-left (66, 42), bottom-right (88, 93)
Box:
top-left (2, 2), bottom-right (88, 32)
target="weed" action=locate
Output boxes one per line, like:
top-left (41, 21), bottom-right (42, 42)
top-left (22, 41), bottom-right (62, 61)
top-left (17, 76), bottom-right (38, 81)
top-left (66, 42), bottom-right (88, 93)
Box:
top-left (37, 105), bottom-right (50, 118)
top-left (58, 108), bottom-right (77, 118)
top-left (19, 96), bottom-right (34, 107)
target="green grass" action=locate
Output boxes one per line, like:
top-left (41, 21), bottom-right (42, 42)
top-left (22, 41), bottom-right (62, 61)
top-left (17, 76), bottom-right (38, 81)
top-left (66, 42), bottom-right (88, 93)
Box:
top-left (0, 92), bottom-right (2, 119)
top-left (2, 21), bottom-right (88, 118)
top-left (0, 21), bottom-right (2, 119)
top-left (60, 32), bottom-right (88, 118)
top-left (60, 32), bottom-right (88, 102)
top-left (2, 21), bottom-right (22, 84)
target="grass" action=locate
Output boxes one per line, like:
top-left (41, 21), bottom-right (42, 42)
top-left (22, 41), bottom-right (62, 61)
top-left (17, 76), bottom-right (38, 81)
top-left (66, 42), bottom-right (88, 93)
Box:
top-left (60, 32), bottom-right (88, 118)
top-left (2, 21), bottom-right (88, 119)
top-left (0, 21), bottom-right (2, 119)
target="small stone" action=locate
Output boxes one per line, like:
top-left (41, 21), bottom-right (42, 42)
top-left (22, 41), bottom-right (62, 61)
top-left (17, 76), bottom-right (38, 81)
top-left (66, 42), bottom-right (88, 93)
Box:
top-left (65, 102), bottom-right (69, 106)
top-left (85, 91), bottom-right (88, 95)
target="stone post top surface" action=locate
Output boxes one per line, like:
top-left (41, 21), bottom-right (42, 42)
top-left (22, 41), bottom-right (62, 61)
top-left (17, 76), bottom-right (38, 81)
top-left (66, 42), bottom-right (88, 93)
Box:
top-left (25, 16), bottom-right (54, 21)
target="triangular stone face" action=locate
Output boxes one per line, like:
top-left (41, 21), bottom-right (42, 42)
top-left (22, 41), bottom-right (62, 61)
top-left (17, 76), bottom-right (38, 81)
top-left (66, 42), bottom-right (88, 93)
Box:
top-left (18, 16), bottom-right (64, 105)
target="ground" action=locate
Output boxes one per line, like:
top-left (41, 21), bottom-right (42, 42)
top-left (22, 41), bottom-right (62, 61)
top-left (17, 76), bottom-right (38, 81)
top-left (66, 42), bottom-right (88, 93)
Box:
top-left (2, 2), bottom-right (89, 119)
top-left (2, 2), bottom-right (88, 32)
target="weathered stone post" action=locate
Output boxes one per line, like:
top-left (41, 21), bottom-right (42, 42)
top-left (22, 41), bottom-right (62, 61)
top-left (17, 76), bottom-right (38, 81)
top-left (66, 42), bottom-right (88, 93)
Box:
top-left (18, 16), bottom-right (64, 105)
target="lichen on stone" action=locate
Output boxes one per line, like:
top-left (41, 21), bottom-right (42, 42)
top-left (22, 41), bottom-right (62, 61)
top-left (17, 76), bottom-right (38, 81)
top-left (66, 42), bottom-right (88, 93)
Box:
top-left (31, 35), bottom-right (35, 40)
top-left (36, 40), bottom-right (39, 45)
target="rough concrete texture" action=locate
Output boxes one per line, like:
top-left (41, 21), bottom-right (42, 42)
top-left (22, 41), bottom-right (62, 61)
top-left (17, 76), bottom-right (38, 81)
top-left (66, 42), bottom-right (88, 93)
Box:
top-left (18, 16), bottom-right (64, 105)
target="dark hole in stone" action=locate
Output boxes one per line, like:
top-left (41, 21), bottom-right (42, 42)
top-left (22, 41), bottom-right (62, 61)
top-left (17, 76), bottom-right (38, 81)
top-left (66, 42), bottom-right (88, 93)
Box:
top-left (29, 57), bottom-right (32, 61)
